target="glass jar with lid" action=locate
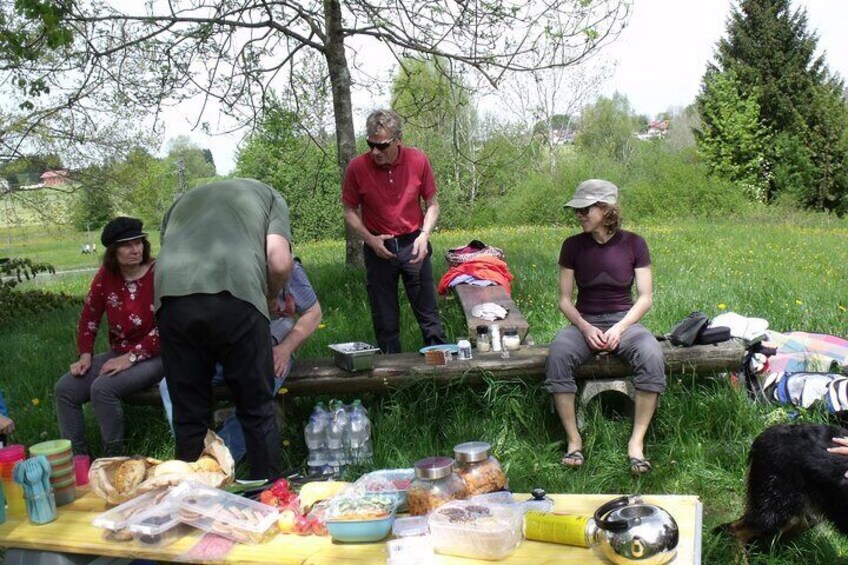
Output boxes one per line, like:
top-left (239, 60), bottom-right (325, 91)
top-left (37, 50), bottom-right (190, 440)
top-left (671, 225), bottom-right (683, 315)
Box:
top-left (475, 325), bottom-right (491, 352)
top-left (502, 327), bottom-right (521, 351)
top-left (453, 441), bottom-right (507, 497)
top-left (407, 457), bottom-right (467, 516)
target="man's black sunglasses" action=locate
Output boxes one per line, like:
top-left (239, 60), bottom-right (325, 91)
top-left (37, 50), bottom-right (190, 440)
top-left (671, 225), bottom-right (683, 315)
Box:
top-left (366, 137), bottom-right (396, 151)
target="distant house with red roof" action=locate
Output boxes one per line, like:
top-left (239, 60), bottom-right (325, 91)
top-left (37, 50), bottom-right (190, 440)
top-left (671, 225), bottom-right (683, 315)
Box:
top-left (40, 170), bottom-right (70, 187)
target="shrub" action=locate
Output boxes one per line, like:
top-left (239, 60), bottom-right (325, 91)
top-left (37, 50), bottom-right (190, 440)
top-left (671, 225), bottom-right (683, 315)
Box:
top-left (0, 257), bottom-right (77, 326)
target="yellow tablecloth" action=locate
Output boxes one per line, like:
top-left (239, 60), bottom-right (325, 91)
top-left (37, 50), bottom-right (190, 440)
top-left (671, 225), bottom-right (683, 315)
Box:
top-left (0, 489), bottom-right (702, 564)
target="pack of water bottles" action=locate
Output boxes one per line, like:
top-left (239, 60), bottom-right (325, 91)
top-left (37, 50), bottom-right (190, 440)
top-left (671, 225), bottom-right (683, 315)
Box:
top-left (304, 399), bottom-right (373, 477)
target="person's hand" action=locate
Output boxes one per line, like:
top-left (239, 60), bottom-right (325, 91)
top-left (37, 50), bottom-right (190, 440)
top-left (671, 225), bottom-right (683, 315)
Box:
top-left (367, 234), bottom-right (396, 260)
top-left (602, 323), bottom-right (626, 352)
top-left (70, 353), bottom-right (92, 376)
top-left (581, 325), bottom-right (607, 351)
top-left (272, 344), bottom-right (292, 378)
top-left (409, 232), bottom-right (430, 264)
top-left (828, 436), bottom-right (848, 457)
top-left (0, 414), bottom-right (14, 435)
top-left (99, 353), bottom-right (134, 377)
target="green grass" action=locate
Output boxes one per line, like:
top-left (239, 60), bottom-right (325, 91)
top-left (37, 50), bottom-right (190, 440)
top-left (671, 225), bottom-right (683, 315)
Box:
top-left (3, 217), bottom-right (848, 564)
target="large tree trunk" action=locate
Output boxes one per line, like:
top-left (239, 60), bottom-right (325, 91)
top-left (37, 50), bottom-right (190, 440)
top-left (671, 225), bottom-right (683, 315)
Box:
top-left (324, 0), bottom-right (363, 268)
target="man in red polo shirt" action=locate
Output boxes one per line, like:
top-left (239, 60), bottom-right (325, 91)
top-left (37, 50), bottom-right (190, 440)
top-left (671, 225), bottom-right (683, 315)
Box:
top-left (342, 109), bottom-right (447, 353)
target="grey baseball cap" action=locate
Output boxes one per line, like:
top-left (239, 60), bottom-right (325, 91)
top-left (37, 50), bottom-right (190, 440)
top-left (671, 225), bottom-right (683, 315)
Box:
top-left (564, 179), bottom-right (618, 208)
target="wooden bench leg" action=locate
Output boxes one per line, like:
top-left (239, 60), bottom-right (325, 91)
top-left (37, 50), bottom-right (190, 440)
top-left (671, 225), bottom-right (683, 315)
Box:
top-left (577, 378), bottom-right (636, 430)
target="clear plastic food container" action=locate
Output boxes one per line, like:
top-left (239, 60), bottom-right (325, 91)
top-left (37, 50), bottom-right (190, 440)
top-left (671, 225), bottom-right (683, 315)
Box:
top-left (407, 457), bottom-right (466, 516)
top-left (453, 441), bottom-right (507, 497)
top-left (428, 499), bottom-right (524, 560)
top-left (352, 468), bottom-right (414, 512)
top-left (170, 481), bottom-right (279, 545)
top-left (91, 488), bottom-right (173, 542)
top-left (128, 510), bottom-right (191, 547)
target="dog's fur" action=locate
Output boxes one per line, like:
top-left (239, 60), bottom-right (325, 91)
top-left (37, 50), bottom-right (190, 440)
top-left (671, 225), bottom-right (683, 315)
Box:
top-left (719, 423), bottom-right (848, 544)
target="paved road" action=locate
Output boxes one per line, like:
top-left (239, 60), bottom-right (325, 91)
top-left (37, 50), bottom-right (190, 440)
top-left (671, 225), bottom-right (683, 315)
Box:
top-left (1, 266), bottom-right (97, 284)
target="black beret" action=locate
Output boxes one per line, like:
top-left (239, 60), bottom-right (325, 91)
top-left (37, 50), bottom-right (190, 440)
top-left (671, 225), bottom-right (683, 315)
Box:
top-left (101, 217), bottom-right (147, 247)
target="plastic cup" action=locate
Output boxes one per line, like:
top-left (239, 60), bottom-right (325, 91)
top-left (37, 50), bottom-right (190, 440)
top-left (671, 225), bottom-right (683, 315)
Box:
top-left (0, 445), bottom-right (26, 515)
top-left (73, 455), bottom-right (91, 486)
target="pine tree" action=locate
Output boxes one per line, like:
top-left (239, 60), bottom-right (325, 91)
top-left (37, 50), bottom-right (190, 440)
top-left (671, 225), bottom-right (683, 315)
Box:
top-left (698, 0), bottom-right (848, 211)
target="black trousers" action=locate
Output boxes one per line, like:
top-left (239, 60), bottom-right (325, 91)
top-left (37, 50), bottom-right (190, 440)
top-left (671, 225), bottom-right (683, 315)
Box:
top-left (157, 293), bottom-right (281, 480)
top-left (364, 234), bottom-right (447, 353)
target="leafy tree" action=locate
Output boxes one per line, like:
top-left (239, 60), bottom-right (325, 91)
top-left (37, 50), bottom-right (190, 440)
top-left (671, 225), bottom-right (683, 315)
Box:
top-left (70, 165), bottom-right (115, 231)
top-left (0, 153), bottom-right (63, 187)
top-left (575, 92), bottom-right (637, 162)
top-left (696, 70), bottom-right (769, 202)
top-left (235, 101), bottom-right (341, 242)
top-left (391, 57), bottom-right (480, 221)
top-left (698, 0), bottom-right (848, 209)
top-left (2, 0), bottom-right (630, 266)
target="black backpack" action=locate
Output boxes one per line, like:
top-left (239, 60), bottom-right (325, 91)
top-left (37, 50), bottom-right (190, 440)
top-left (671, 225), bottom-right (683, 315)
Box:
top-left (668, 311), bottom-right (730, 347)
top-left (669, 312), bottom-right (709, 346)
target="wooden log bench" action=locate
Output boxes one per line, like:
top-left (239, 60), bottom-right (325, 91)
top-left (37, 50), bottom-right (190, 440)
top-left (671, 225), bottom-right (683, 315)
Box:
top-left (125, 341), bottom-right (745, 428)
top-left (453, 284), bottom-right (530, 343)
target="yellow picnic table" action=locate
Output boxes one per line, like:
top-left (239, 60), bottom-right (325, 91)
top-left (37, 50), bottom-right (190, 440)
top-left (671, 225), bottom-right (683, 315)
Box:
top-left (0, 489), bottom-right (702, 564)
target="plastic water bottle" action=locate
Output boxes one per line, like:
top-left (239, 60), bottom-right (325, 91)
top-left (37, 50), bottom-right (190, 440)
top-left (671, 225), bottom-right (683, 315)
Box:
top-left (326, 400), bottom-right (350, 474)
top-left (349, 400), bottom-right (373, 463)
top-left (348, 400), bottom-right (368, 462)
top-left (304, 404), bottom-right (328, 450)
top-left (305, 402), bottom-right (331, 475)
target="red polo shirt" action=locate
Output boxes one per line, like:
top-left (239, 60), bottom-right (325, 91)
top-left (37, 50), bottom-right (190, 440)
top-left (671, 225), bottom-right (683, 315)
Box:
top-left (342, 145), bottom-right (437, 236)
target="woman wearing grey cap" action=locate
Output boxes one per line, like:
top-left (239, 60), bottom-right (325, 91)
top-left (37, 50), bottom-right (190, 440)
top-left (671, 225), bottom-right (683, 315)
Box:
top-left (54, 217), bottom-right (164, 455)
top-left (545, 180), bottom-right (664, 475)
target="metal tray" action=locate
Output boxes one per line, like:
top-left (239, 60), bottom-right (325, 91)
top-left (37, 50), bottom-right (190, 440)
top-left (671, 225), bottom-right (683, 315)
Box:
top-left (328, 342), bottom-right (381, 372)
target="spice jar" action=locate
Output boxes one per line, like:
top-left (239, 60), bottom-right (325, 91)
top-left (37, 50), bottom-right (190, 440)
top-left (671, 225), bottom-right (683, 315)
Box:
top-left (453, 441), bottom-right (507, 497)
top-left (502, 328), bottom-right (521, 351)
top-left (407, 457), bottom-right (467, 516)
top-left (475, 325), bottom-right (491, 352)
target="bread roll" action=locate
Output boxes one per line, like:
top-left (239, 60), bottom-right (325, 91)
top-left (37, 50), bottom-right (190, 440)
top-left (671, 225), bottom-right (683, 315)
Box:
top-left (192, 456), bottom-right (222, 474)
top-left (114, 458), bottom-right (147, 494)
top-left (148, 459), bottom-right (195, 479)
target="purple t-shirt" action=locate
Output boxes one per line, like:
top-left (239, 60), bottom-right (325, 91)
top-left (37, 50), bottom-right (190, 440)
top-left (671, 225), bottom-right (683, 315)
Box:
top-left (558, 230), bottom-right (651, 315)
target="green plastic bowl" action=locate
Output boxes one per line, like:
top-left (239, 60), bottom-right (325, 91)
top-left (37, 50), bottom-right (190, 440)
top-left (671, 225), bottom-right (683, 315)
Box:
top-left (30, 440), bottom-right (72, 458)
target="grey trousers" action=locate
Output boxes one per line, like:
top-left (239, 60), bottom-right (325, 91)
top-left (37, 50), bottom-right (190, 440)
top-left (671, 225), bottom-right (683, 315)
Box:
top-left (54, 351), bottom-right (164, 455)
top-left (545, 312), bottom-right (666, 395)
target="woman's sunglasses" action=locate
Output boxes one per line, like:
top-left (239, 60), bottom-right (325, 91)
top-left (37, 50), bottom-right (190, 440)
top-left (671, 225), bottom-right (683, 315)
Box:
top-left (366, 137), bottom-right (396, 151)
top-left (574, 205), bottom-right (595, 215)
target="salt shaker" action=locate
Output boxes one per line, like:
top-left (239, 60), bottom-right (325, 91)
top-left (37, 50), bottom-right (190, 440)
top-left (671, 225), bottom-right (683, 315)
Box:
top-left (457, 339), bottom-right (473, 360)
top-left (490, 324), bottom-right (502, 352)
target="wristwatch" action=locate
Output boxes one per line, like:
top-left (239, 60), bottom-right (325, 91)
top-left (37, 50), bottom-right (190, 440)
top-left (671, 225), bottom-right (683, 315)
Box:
top-left (128, 352), bottom-right (139, 364)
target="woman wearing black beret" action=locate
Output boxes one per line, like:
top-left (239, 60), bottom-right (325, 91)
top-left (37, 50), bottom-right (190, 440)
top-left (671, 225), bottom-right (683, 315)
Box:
top-left (54, 217), bottom-right (164, 455)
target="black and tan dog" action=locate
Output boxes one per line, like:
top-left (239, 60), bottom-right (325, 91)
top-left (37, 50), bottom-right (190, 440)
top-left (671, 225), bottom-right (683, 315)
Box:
top-left (719, 423), bottom-right (848, 543)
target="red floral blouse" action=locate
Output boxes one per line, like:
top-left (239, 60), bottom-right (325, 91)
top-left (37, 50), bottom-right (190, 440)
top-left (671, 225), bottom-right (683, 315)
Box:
top-left (77, 262), bottom-right (159, 361)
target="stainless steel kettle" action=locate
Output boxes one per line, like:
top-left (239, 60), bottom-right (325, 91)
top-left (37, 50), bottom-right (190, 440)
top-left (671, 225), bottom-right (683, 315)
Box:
top-left (587, 495), bottom-right (679, 565)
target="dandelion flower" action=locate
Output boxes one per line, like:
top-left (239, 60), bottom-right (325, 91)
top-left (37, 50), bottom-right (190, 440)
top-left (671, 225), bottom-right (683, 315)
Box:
top-left (795, 300), bottom-right (803, 306)
top-left (31, 398), bottom-right (40, 406)
top-left (282, 439), bottom-right (291, 447)
top-left (717, 304), bottom-right (727, 311)
top-left (318, 324), bottom-right (326, 329)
